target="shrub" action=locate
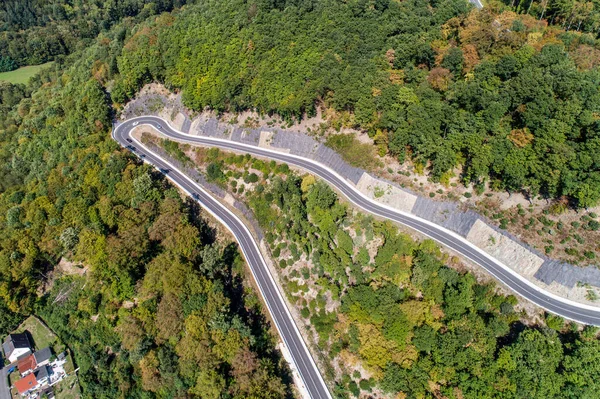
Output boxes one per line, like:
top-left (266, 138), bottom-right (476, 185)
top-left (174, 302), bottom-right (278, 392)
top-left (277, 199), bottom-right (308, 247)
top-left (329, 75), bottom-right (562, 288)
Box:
top-left (206, 162), bottom-right (224, 181)
top-left (244, 172), bottom-right (259, 183)
top-left (301, 307), bottom-right (310, 318)
top-left (565, 248), bottom-right (578, 256)
top-left (545, 313), bottom-right (565, 331)
top-left (359, 379), bottom-right (372, 391)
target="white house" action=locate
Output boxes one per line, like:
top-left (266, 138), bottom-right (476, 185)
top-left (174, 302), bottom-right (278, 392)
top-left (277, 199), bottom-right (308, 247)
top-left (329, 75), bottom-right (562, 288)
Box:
top-left (2, 333), bottom-right (32, 363)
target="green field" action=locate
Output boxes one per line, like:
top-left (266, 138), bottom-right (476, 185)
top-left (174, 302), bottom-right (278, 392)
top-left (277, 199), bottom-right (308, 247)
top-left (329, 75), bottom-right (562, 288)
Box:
top-left (14, 315), bottom-right (58, 350)
top-left (0, 62), bottom-right (53, 84)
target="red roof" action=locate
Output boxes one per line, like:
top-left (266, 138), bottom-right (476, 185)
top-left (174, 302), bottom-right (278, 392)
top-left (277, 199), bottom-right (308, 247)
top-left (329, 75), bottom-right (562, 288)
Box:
top-left (17, 354), bottom-right (36, 374)
top-left (14, 373), bottom-right (37, 394)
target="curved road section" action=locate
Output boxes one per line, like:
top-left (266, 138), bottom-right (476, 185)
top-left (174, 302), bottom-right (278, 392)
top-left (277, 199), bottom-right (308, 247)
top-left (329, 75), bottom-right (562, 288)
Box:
top-left (113, 122), bottom-right (332, 399)
top-left (113, 114), bottom-right (600, 377)
top-left (114, 117), bottom-right (600, 325)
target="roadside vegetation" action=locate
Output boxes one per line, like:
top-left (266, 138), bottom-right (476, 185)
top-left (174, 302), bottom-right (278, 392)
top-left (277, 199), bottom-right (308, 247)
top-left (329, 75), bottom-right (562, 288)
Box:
top-left (0, 15), bottom-right (290, 399)
top-left (150, 135), bottom-right (600, 399)
top-left (1, 0), bottom-right (600, 398)
top-left (111, 0), bottom-right (600, 208)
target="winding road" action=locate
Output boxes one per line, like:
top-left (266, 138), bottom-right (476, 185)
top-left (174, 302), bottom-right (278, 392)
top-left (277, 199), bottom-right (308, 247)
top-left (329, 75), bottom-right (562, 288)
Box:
top-left (113, 115), bottom-right (600, 398)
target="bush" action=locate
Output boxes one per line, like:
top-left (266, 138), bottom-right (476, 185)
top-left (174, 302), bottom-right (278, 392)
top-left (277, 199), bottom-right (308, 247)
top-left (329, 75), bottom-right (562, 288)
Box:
top-left (589, 220), bottom-right (600, 231)
top-left (206, 162), bottom-right (225, 182)
top-left (348, 381), bottom-right (360, 397)
top-left (545, 313), bottom-right (564, 331)
top-left (301, 307), bottom-right (310, 318)
top-left (244, 172), bottom-right (259, 183)
top-left (359, 379), bottom-right (372, 391)
top-left (565, 248), bottom-right (578, 256)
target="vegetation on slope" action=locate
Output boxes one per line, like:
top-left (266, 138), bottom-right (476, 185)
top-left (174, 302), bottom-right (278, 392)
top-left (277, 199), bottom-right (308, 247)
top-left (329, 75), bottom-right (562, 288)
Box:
top-left (149, 138), bottom-right (600, 399)
top-left (0, 0), bottom-right (196, 71)
top-left (1, 1), bottom-right (600, 398)
top-left (0, 19), bottom-right (289, 399)
top-left (112, 0), bottom-right (600, 207)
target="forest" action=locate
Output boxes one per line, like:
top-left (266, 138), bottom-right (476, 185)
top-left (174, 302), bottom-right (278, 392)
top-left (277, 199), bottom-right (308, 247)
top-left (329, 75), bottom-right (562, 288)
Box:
top-left (1, 0), bottom-right (600, 398)
top-left (0, 15), bottom-right (289, 399)
top-left (109, 0), bottom-right (600, 207)
top-left (0, 0), bottom-right (194, 71)
top-left (241, 157), bottom-right (600, 398)
top-left (144, 137), bottom-right (600, 398)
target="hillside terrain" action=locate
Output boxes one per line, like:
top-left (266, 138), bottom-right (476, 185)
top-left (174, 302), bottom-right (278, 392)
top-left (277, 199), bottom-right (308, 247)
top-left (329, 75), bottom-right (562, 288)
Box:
top-left (1, 0), bottom-right (600, 398)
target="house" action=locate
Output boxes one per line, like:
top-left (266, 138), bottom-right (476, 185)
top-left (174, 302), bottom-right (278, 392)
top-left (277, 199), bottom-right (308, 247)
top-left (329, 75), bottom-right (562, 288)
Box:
top-left (14, 373), bottom-right (38, 396)
top-left (17, 354), bottom-right (36, 376)
top-left (2, 333), bottom-right (32, 363)
top-left (33, 365), bottom-right (51, 385)
top-left (34, 347), bottom-right (52, 367)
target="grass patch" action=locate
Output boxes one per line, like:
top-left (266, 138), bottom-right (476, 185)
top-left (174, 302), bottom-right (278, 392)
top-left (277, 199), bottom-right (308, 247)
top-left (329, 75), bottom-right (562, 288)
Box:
top-left (14, 316), bottom-right (57, 351)
top-left (53, 373), bottom-right (81, 399)
top-left (0, 62), bottom-right (53, 84)
top-left (325, 133), bottom-right (382, 171)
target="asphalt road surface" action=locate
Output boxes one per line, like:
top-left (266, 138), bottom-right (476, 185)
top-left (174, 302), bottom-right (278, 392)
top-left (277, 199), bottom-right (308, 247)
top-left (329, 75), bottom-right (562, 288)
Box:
top-left (0, 366), bottom-right (11, 399)
top-left (114, 115), bottom-right (600, 395)
top-left (113, 122), bottom-right (332, 399)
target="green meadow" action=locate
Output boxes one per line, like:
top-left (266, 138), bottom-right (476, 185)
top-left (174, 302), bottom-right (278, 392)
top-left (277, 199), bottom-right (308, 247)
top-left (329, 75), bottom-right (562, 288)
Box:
top-left (0, 62), bottom-right (53, 84)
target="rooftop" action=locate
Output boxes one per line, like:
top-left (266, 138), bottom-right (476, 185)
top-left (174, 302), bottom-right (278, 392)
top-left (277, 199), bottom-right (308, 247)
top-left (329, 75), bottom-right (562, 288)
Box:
top-left (2, 333), bottom-right (32, 358)
top-left (34, 365), bottom-right (50, 381)
top-left (17, 354), bottom-right (36, 374)
top-left (4, 333), bottom-right (31, 349)
top-left (34, 347), bottom-right (52, 364)
top-left (14, 373), bottom-right (37, 394)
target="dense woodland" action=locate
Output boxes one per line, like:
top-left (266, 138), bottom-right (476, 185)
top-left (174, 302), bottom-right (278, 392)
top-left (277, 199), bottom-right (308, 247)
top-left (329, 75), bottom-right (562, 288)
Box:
top-left (0, 13), bottom-right (289, 399)
top-left (108, 0), bottom-right (600, 207)
top-left (242, 161), bottom-right (600, 398)
top-left (0, 0), bottom-right (193, 70)
top-left (147, 139), bottom-right (600, 398)
top-left (1, 0), bottom-right (600, 398)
